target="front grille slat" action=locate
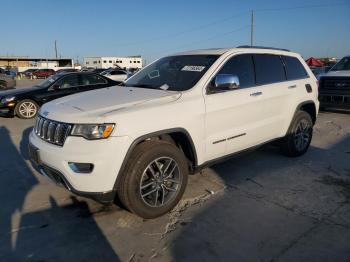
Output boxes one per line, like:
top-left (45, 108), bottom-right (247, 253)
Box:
top-left (34, 116), bottom-right (72, 146)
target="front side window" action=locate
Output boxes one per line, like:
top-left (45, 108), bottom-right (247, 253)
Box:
top-left (81, 74), bottom-right (107, 86)
top-left (254, 54), bottom-right (286, 85)
top-left (37, 74), bottom-right (61, 88)
top-left (282, 56), bottom-right (308, 80)
top-left (216, 54), bottom-right (255, 88)
top-left (331, 57), bottom-right (350, 71)
top-left (125, 55), bottom-right (219, 91)
top-left (55, 75), bottom-right (80, 89)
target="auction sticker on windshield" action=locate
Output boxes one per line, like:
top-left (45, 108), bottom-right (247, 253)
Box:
top-left (181, 66), bottom-right (206, 72)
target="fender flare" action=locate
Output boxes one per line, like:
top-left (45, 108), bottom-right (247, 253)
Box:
top-left (112, 128), bottom-right (198, 191)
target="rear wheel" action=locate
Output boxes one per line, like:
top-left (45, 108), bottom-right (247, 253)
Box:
top-left (15, 99), bottom-right (39, 119)
top-left (281, 110), bottom-right (313, 157)
top-left (117, 140), bottom-right (188, 219)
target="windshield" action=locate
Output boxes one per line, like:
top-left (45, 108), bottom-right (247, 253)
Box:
top-left (125, 55), bottom-right (219, 91)
top-left (37, 74), bottom-right (61, 88)
top-left (331, 57), bottom-right (350, 71)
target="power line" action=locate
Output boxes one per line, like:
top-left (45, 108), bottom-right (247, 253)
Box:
top-left (255, 2), bottom-right (350, 12)
top-left (116, 11), bottom-right (248, 46)
top-left (157, 25), bottom-right (251, 56)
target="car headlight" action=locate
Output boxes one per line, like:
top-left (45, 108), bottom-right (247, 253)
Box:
top-left (1, 96), bottom-right (16, 104)
top-left (70, 124), bottom-right (115, 140)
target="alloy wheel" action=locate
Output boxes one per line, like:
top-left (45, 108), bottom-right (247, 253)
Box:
top-left (19, 102), bottom-right (37, 118)
top-left (139, 157), bottom-right (181, 207)
top-left (294, 119), bottom-right (311, 151)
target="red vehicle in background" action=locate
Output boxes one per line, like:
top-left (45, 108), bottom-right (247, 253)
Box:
top-left (32, 69), bottom-right (56, 79)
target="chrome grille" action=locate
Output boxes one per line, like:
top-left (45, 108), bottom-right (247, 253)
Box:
top-left (34, 116), bottom-right (72, 146)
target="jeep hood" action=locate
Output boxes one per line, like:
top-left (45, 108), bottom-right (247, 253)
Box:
top-left (41, 86), bottom-right (181, 123)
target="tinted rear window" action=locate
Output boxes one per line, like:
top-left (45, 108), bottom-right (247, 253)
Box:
top-left (283, 56), bottom-right (308, 80)
top-left (254, 54), bottom-right (286, 85)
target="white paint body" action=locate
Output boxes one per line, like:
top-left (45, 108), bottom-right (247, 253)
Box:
top-left (29, 48), bottom-right (319, 193)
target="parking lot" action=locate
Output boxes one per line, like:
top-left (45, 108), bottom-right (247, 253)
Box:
top-left (0, 79), bottom-right (349, 261)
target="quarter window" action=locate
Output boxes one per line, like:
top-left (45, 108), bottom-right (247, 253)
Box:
top-left (217, 54), bottom-right (255, 88)
top-left (254, 54), bottom-right (286, 85)
top-left (282, 56), bottom-right (308, 80)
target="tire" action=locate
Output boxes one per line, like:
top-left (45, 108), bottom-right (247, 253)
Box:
top-left (117, 140), bottom-right (188, 219)
top-left (15, 99), bottom-right (39, 119)
top-left (281, 110), bottom-right (313, 157)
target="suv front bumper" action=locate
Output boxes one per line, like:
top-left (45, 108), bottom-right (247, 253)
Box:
top-left (29, 130), bottom-right (132, 202)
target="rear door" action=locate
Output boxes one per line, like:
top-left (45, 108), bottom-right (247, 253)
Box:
top-left (252, 54), bottom-right (290, 140)
top-left (204, 54), bottom-right (265, 160)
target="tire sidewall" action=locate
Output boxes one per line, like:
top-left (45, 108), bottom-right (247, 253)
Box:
top-left (15, 99), bottom-right (39, 119)
top-left (286, 111), bottom-right (313, 156)
top-left (124, 142), bottom-right (188, 218)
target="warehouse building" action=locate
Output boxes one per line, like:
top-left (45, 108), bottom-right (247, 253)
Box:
top-left (0, 56), bottom-right (74, 72)
top-left (84, 56), bottom-right (143, 69)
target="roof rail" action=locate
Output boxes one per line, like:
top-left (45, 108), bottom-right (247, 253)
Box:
top-left (237, 45), bottom-right (290, 52)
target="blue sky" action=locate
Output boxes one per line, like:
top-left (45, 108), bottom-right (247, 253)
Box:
top-left (1, 0), bottom-right (349, 63)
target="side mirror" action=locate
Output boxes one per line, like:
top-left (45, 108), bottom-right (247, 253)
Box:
top-left (208, 74), bottom-right (240, 93)
top-left (213, 74), bottom-right (239, 92)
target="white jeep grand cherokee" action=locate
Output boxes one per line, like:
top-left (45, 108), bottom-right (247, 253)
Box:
top-left (29, 46), bottom-right (319, 218)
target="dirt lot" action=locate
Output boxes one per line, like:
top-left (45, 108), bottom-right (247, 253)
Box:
top-left (0, 82), bottom-right (349, 261)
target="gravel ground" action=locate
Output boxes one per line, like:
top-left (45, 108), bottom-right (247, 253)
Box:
top-left (0, 79), bottom-right (349, 261)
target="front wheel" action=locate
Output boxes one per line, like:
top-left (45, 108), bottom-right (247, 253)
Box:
top-left (15, 99), bottom-right (39, 119)
top-left (117, 140), bottom-right (188, 219)
top-left (281, 110), bottom-right (313, 157)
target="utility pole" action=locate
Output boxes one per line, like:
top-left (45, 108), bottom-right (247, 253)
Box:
top-left (54, 40), bottom-right (58, 58)
top-left (250, 10), bottom-right (254, 47)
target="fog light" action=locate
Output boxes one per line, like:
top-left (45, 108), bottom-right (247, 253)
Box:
top-left (68, 162), bottom-right (94, 173)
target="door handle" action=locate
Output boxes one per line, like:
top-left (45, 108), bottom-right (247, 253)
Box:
top-left (250, 91), bottom-right (262, 97)
top-left (288, 85), bottom-right (297, 89)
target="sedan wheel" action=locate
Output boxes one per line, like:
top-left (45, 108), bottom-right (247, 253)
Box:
top-left (15, 100), bottom-right (38, 119)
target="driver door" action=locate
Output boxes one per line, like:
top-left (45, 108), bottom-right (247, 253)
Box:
top-left (204, 54), bottom-right (265, 160)
top-left (38, 74), bottom-right (80, 104)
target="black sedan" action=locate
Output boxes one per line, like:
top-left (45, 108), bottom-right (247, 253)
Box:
top-left (0, 72), bottom-right (120, 119)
